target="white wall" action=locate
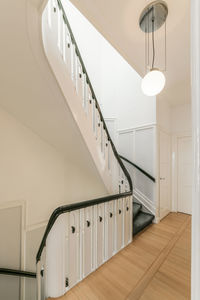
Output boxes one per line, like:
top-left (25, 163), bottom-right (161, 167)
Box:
top-left (62, 0), bottom-right (156, 130)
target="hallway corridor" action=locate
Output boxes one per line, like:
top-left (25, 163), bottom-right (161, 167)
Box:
top-left (49, 213), bottom-right (191, 300)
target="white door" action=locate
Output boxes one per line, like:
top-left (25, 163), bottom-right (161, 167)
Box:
top-left (178, 137), bottom-right (192, 214)
top-left (159, 130), bottom-right (171, 219)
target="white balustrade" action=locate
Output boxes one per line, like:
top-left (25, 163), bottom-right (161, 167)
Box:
top-left (87, 88), bottom-right (93, 124)
top-left (65, 30), bottom-right (72, 72)
top-left (116, 198), bottom-right (123, 251)
top-left (96, 203), bottom-right (105, 267)
top-left (92, 101), bottom-right (97, 134)
top-left (43, 196), bottom-right (132, 298)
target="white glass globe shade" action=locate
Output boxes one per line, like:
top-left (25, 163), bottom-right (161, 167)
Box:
top-left (141, 69), bottom-right (166, 96)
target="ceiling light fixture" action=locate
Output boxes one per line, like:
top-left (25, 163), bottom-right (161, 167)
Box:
top-left (139, 1), bottom-right (168, 96)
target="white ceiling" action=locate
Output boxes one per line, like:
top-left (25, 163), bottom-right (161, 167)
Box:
top-left (69, 0), bottom-right (191, 106)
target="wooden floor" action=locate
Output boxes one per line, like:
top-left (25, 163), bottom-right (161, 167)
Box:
top-left (49, 213), bottom-right (191, 300)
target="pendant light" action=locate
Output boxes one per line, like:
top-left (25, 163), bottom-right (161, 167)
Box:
top-left (139, 1), bottom-right (168, 96)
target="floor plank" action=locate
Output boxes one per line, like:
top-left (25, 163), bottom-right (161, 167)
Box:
top-left (139, 221), bottom-right (191, 300)
top-left (48, 213), bottom-right (191, 300)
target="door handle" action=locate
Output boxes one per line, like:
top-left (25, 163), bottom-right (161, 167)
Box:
top-left (87, 220), bottom-right (90, 227)
top-left (99, 216), bottom-right (103, 222)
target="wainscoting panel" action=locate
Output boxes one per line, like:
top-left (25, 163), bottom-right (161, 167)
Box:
top-left (0, 204), bottom-right (22, 300)
top-left (118, 125), bottom-right (156, 214)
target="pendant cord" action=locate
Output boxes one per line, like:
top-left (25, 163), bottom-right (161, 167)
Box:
top-left (152, 9), bottom-right (155, 69)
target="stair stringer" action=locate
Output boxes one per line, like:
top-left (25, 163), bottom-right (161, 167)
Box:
top-left (26, 0), bottom-right (120, 194)
top-left (41, 5), bottom-right (118, 193)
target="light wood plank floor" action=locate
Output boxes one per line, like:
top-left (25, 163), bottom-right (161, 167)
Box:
top-left (49, 213), bottom-right (191, 300)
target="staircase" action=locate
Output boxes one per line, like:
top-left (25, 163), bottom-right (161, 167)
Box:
top-left (0, 0), bottom-right (156, 299)
top-left (133, 202), bottom-right (154, 235)
top-left (120, 156), bottom-right (155, 236)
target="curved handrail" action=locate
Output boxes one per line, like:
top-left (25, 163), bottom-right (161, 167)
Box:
top-left (36, 191), bottom-right (131, 263)
top-left (36, 0), bottom-right (133, 263)
top-left (0, 268), bottom-right (36, 278)
top-left (120, 155), bottom-right (156, 182)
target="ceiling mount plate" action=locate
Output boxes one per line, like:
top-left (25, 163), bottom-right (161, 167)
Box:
top-left (139, 1), bottom-right (168, 33)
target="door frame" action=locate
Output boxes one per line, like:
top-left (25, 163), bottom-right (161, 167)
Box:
top-left (157, 127), bottom-right (171, 220)
top-left (171, 132), bottom-right (192, 213)
top-left (191, 0), bottom-right (200, 298)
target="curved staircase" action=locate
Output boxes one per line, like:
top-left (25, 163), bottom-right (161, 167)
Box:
top-left (0, 0), bottom-right (156, 299)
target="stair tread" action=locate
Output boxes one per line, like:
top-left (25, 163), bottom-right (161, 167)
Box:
top-left (133, 202), bottom-right (142, 218)
top-left (133, 211), bottom-right (154, 235)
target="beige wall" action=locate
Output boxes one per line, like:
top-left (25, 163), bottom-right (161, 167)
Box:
top-left (157, 97), bottom-right (191, 135)
top-left (157, 97), bottom-right (171, 133)
top-left (171, 103), bottom-right (191, 135)
top-left (0, 106), bottom-right (107, 275)
top-left (0, 106), bottom-right (107, 227)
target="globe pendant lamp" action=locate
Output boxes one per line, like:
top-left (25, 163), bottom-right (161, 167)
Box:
top-left (139, 1), bottom-right (168, 96)
top-left (141, 68), bottom-right (166, 96)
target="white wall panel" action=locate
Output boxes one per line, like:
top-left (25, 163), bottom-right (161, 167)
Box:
top-left (105, 201), bottom-right (115, 260)
top-left (118, 126), bottom-right (156, 214)
top-left (0, 206), bottom-right (21, 269)
top-left (0, 206), bottom-right (22, 300)
top-left (124, 198), bottom-right (132, 245)
top-left (82, 207), bottom-right (93, 278)
top-left (0, 275), bottom-right (20, 300)
top-left (96, 203), bottom-right (105, 266)
top-left (135, 127), bottom-right (155, 176)
top-left (45, 215), bottom-right (66, 298)
top-left (118, 130), bottom-right (134, 161)
top-left (66, 211), bottom-right (80, 288)
top-left (116, 199), bottom-right (123, 251)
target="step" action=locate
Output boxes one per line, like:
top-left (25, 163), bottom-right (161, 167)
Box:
top-left (133, 211), bottom-right (154, 236)
top-left (133, 202), bottom-right (142, 219)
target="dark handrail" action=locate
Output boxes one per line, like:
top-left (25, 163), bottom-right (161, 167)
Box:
top-left (36, 0), bottom-right (133, 264)
top-left (36, 191), bottom-right (131, 263)
top-left (120, 155), bottom-right (156, 182)
top-left (0, 268), bottom-right (36, 278)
